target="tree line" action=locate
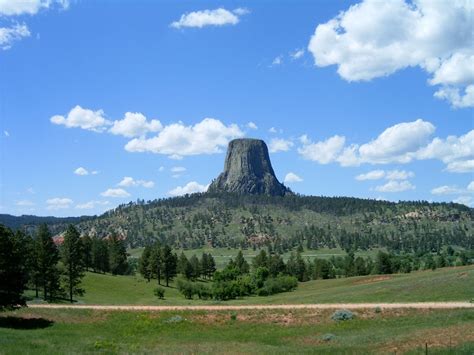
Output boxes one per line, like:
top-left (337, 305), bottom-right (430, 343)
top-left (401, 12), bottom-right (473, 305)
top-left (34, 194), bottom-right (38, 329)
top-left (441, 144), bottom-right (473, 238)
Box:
top-left (0, 223), bottom-right (129, 310)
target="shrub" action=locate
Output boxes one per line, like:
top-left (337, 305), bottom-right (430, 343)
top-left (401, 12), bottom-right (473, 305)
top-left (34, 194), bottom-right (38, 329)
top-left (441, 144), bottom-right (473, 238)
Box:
top-left (321, 333), bottom-right (336, 342)
top-left (177, 278), bottom-right (195, 299)
top-left (331, 309), bottom-right (354, 321)
top-left (230, 312), bottom-right (237, 321)
top-left (374, 306), bottom-right (382, 313)
top-left (164, 315), bottom-right (185, 323)
top-left (258, 276), bottom-right (298, 296)
top-left (154, 287), bottom-right (165, 299)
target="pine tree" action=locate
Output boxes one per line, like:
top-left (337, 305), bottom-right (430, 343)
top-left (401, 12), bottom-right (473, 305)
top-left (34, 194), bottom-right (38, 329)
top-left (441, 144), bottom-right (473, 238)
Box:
top-left (235, 250), bottom-right (250, 274)
top-left (81, 235), bottom-right (93, 271)
top-left (150, 241), bottom-right (163, 285)
top-left (0, 225), bottom-right (28, 310)
top-left (206, 254), bottom-right (216, 279)
top-left (139, 245), bottom-right (153, 282)
top-left (253, 249), bottom-right (268, 269)
top-left (91, 237), bottom-right (109, 273)
top-left (61, 225), bottom-right (85, 303)
top-left (189, 254), bottom-right (201, 280)
top-left (36, 224), bottom-right (62, 301)
top-left (177, 252), bottom-right (193, 279)
top-left (108, 233), bottom-right (128, 275)
top-left (161, 245), bottom-right (177, 287)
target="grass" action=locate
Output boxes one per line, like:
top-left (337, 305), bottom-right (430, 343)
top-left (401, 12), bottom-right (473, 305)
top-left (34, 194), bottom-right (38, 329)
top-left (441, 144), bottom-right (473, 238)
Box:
top-left (1, 307), bottom-right (473, 354)
top-left (27, 265), bottom-right (474, 306)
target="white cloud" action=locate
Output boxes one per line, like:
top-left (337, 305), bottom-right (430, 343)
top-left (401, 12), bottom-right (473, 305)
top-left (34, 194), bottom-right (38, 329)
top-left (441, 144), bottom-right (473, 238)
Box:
top-left (358, 119), bottom-right (435, 164)
top-left (453, 195), bottom-right (473, 207)
top-left (232, 8), bottom-right (250, 16)
top-left (16, 200), bottom-right (35, 206)
top-left (171, 8), bottom-right (245, 29)
top-left (269, 127), bottom-right (283, 134)
top-left (0, 23), bottom-right (30, 50)
top-left (375, 180), bottom-right (415, 193)
top-left (51, 105), bottom-right (111, 132)
top-left (76, 200), bottom-right (109, 210)
top-left (171, 166), bottom-right (186, 173)
top-left (109, 112), bottom-right (162, 138)
top-left (269, 138), bottom-right (293, 153)
top-left (434, 85), bottom-right (474, 108)
top-left (246, 122), bottom-right (258, 130)
top-left (3, 130), bottom-right (9, 137)
top-left (307, 0), bottom-right (474, 108)
top-left (125, 118), bottom-right (244, 157)
top-left (355, 170), bottom-right (385, 181)
top-left (271, 56), bottom-right (283, 66)
top-left (0, 0), bottom-right (69, 16)
top-left (168, 181), bottom-right (208, 196)
top-left (298, 135), bottom-right (346, 164)
top-left (74, 167), bottom-right (89, 176)
top-left (158, 166), bottom-right (165, 172)
top-left (468, 181), bottom-right (474, 192)
top-left (117, 177), bottom-right (154, 188)
top-left (385, 170), bottom-right (415, 180)
top-left (284, 172), bottom-right (303, 184)
top-left (100, 188), bottom-right (130, 198)
top-left (431, 185), bottom-right (462, 195)
top-left (290, 48), bottom-right (305, 60)
top-left (46, 197), bottom-right (73, 210)
top-left (298, 120), bottom-right (472, 172)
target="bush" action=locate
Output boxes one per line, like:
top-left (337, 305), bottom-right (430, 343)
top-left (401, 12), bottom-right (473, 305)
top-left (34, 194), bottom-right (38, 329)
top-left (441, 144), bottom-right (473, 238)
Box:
top-left (321, 333), bottom-right (336, 342)
top-left (154, 287), bottom-right (165, 299)
top-left (164, 315), bottom-right (185, 323)
top-left (258, 276), bottom-right (298, 296)
top-left (331, 309), bottom-right (354, 321)
top-left (374, 306), bottom-right (382, 313)
top-left (177, 278), bottom-right (195, 299)
top-left (230, 312), bottom-right (237, 321)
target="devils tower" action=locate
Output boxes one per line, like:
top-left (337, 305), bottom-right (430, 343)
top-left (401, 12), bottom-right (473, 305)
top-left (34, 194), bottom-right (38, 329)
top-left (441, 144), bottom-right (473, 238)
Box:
top-left (208, 138), bottom-right (289, 196)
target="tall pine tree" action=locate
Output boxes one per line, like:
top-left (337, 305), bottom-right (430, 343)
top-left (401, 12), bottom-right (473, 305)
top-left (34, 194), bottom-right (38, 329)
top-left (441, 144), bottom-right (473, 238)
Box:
top-left (36, 224), bottom-right (62, 301)
top-left (61, 225), bottom-right (85, 303)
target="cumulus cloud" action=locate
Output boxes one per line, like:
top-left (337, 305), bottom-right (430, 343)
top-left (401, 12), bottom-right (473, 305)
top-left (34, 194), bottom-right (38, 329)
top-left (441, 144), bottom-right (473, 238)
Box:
top-left (453, 195), bottom-right (473, 207)
top-left (284, 172), bottom-right (303, 183)
top-left (171, 166), bottom-right (186, 173)
top-left (269, 138), bottom-right (293, 153)
top-left (271, 56), bottom-right (283, 66)
top-left (468, 181), bottom-right (474, 192)
top-left (168, 181), bottom-right (209, 196)
top-left (355, 170), bottom-right (385, 181)
top-left (0, 0), bottom-right (69, 16)
top-left (74, 167), bottom-right (89, 176)
top-left (431, 185), bottom-right (463, 195)
top-left (298, 120), bottom-right (473, 173)
top-left (375, 180), bottom-right (415, 193)
top-left (51, 105), bottom-right (111, 132)
top-left (100, 188), bottom-right (130, 198)
top-left (170, 8), bottom-right (247, 29)
top-left (307, 0), bottom-right (474, 108)
top-left (109, 112), bottom-right (162, 138)
top-left (385, 170), bottom-right (415, 180)
top-left (298, 135), bottom-right (346, 164)
top-left (16, 200), bottom-right (35, 206)
top-left (246, 122), bottom-right (258, 130)
top-left (290, 48), bottom-right (305, 60)
top-left (0, 23), bottom-right (30, 50)
top-left (117, 177), bottom-right (154, 188)
top-left (125, 118), bottom-right (243, 158)
top-left (46, 197), bottom-right (73, 210)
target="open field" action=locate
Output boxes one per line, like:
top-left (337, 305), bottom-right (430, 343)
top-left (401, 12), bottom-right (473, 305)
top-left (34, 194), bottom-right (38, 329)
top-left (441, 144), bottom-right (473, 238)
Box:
top-left (1, 307), bottom-right (473, 354)
top-left (26, 265), bottom-right (474, 306)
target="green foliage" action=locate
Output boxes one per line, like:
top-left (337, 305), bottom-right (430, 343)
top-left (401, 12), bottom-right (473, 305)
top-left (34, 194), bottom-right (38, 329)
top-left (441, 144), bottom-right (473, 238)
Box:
top-left (331, 309), bottom-right (354, 321)
top-left (153, 287), bottom-right (165, 299)
top-left (0, 225), bottom-right (28, 310)
top-left (36, 224), bottom-right (62, 301)
top-left (61, 225), bottom-right (85, 303)
top-left (257, 276), bottom-right (298, 296)
top-left (108, 233), bottom-right (128, 275)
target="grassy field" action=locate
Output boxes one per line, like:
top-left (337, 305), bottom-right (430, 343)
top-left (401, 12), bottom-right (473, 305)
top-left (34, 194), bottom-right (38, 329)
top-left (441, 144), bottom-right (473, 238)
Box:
top-left (1, 307), bottom-right (473, 354)
top-left (27, 265), bottom-right (474, 306)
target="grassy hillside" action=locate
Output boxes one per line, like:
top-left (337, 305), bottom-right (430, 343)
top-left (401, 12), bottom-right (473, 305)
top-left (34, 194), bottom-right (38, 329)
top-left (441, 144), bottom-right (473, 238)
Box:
top-left (1, 307), bottom-right (473, 354)
top-left (27, 265), bottom-right (473, 306)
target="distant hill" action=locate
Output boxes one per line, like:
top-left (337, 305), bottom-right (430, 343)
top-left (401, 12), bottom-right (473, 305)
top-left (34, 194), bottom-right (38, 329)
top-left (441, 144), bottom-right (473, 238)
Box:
top-left (0, 214), bottom-right (93, 234)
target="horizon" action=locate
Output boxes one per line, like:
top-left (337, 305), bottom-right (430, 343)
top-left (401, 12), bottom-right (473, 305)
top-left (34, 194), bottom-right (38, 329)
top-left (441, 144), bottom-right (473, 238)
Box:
top-left (1, 0), bottom-right (473, 217)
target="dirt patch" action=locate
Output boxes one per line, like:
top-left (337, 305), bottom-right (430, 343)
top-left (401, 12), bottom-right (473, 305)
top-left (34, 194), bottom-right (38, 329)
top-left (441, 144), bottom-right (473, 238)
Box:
top-left (381, 324), bottom-right (474, 353)
top-left (458, 272), bottom-right (468, 278)
top-left (352, 276), bottom-right (392, 285)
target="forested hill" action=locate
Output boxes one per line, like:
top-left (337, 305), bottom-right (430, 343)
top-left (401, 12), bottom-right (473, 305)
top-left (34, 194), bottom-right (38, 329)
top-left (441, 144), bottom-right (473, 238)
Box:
top-left (0, 214), bottom-right (93, 234)
top-left (71, 192), bottom-right (473, 254)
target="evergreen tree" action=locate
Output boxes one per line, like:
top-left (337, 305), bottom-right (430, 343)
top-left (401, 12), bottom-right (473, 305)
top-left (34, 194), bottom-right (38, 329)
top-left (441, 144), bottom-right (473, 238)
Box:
top-left (91, 237), bottom-right (109, 273)
top-left (268, 254), bottom-right (285, 277)
top-left (206, 254), bottom-right (216, 279)
top-left (189, 254), bottom-right (201, 280)
top-left (0, 225), bottom-right (28, 310)
top-left (177, 252), bottom-right (193, 279)
top-left (150, 241), bottom-right (163, 285)
top-left (61, 225), bottom-right (85, 303)
top-left (108, 233), bottom-right (128, 275)
top-left (253, 249), bottom-right (268, 269)
top-left (235, 250), bottom-right (250, 274)
top-left (161, 245), bottom-right (177, 287)
top-left (81, 235), bottom-right (93, 271)
top-left (375, 251), bottom-right (393, 274)
top-left (36, 224), bottom-right (62, 301)
top-left (139, 245), bottom-right (153, 281)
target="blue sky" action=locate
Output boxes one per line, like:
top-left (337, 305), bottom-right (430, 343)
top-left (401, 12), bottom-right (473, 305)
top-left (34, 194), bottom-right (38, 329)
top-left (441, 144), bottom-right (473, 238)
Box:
top-left (1, 0), bottom-right (473, 216)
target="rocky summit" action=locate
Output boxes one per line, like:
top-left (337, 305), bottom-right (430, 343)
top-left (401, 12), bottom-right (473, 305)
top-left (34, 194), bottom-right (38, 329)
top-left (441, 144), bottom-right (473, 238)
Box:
top-left (208, 138), bottom-right (290, 196)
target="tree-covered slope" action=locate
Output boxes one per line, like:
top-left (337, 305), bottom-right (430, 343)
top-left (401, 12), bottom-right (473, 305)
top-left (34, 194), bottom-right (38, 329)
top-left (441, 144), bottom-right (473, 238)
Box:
top-left (74, 193), bottom-right (473, 253)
